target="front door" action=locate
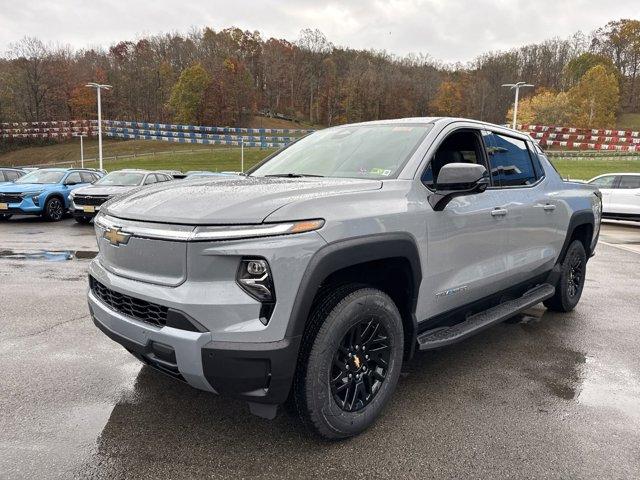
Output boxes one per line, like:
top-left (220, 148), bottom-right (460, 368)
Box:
top-left (420, 127), bottom-right (512, 318)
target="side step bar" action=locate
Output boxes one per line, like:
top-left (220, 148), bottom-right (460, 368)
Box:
top-left (417, 283), bottom-right (555, 351)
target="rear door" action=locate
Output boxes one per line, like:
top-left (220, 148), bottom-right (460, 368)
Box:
top-left (610, 175), bottom-right (640, 215)
top-left (482, 131), bottom-right (562, 284)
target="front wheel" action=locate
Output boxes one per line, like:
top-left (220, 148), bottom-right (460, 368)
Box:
top-left (292, 285), bottom-right (404, 439)
top-left (0, 214), bottom-right (12, 221)
top-left (43, 197), bottom-right (65, 222)
top-left (544, 240), bottom-right (587, 312)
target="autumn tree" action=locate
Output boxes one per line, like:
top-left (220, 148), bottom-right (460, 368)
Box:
top-left (429, 77), bottom-right (469, 117)
top-left (506, 89), bottom-right (571, 126)
top-left (568, 65), bottom-right (619, 128)
top-left (168, 63), bottom-right (211, 124)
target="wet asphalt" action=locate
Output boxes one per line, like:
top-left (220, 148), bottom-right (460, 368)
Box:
top-left (0, 217), bottom-right (639, 479)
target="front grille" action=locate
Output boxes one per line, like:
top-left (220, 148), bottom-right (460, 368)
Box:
top-left (90, 276), bottom-right (168, 327)
top-left (74, 194), bottom-right (110, 206)
top-left (0, 193), bottom-right (23, 203)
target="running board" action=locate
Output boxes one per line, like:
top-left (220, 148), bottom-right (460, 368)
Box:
top-left (417, 283), bottom-right (555, 351)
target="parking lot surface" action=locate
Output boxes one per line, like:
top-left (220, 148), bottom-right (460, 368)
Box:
top-left (1, 217), bottom-right (639, 479)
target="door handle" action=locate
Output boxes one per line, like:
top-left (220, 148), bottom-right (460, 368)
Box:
top-left (491, 208), bottom-right (508, 217)
top-left (543, 204), bottom-right (556, 211)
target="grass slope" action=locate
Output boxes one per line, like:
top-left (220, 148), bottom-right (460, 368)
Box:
top-left (82, 148), bottom-right (274, 173)
top-left (551, 157), bottom-right (640, 180)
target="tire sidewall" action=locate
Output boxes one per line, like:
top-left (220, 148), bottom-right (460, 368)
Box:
top-left (558, 241), bottom-right (587, 311)
top-left (305, 289), bottom-right (403, 438)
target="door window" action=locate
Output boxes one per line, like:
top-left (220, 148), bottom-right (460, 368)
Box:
top-left (80, 172), bottom-right (95, 183)
top-left (484, 133), bottom-right (537, 187)
top-left (589, 175), bottom-right (617, 188)
top-left (617, 175), bottom-right (640, 189)
top-left (144, 174), bottom-right (157, 185)
top-left (65, 172), bottom-right (82, 185)
top-left (422, 130), bottom-right (486, 189)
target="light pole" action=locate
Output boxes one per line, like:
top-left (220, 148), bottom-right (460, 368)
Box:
top-left (73, 132), bottom-right (88, 168)
top-left (502, 82), bottom-right (534, 130)
top-left (85, 82), bottom-right (111, 170)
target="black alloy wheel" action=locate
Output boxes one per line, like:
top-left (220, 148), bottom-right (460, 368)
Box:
top-left (331, 319), bottom-right (391, 412)
top-left (44, 197), bottom-right (64, 221)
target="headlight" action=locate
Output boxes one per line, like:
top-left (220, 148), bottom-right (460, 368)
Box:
top-left (22, 190), bottom-right (43, 198)
top-left (237, 257), bottom-right (275, 304)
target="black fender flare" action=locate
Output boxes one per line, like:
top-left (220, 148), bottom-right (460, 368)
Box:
top-left (285, 232), bottom-right (422, 339)
top-left (558, 209), bottom-right (595, 263)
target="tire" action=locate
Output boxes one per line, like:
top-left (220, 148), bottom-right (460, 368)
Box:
top-left (544, 240), bottom-right (587, 312)
top-left (74, 215), bottom-right (92, 224)
top-left (0, 214), bottom-right (12, 221)
top-left (42, 196), bottom-right (65, 222)
top-left (292, 284), bottom-right (404, 439)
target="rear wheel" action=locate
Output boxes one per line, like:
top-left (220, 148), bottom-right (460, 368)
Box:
top-left (292, 285), bottom-right (404, 439)
top-left (544, 240), bottom-right (587, 312)
top-left (43, 197), bottom-right (64, 222)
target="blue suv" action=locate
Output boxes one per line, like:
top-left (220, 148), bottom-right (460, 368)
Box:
top-left (0, 168), bottom-right (103, 221)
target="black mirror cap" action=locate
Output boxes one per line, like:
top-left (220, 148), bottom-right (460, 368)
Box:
top-left (428, 164), bottom-right (490, 211)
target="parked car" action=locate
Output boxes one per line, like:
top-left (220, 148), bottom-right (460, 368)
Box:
top-left (0, 167), bottom-right (26, 186)
top-left (0, 168), bottom-right (103, 221)
top-left (88, 117), bottom-right (601, 438)
top-left (70, 169), bottom-right (174, 224)
top-left (588, 172), bottom-right (640, 221)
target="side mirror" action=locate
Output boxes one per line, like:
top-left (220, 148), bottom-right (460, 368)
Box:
top-left (428, 163), bottom-right (490, 211)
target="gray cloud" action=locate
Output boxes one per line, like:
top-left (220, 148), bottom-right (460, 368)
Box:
top-left (1, 0), bottom-right (638, 62)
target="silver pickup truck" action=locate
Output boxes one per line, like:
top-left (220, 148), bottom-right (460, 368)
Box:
top-left (87, 117), bottom-right (601, 439)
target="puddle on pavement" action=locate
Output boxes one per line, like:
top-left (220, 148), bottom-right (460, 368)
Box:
top-left (0, 249), bottom-right (97, 261)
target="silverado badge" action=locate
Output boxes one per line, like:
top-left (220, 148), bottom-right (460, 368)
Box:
top-left (103, 227), bottom-right (131, 247)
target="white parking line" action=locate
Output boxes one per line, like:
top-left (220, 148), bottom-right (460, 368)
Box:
top-left (599, 241), bottom-right (640, 255)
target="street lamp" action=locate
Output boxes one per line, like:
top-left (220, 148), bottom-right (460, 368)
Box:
top-left (72, 132), bottom-right (88, 168)
top-left (502, 82), bottom-right (534, 130)
top-left (85, 82), bottom-right (111, 171)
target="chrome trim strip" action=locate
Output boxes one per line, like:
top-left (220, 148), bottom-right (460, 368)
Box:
top-left (95, 214), bottom-right (323, 242)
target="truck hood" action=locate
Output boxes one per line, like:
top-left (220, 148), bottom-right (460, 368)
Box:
top-left (73, 185), bottom-right (136, 197)
top-left (104, 176), bottom-right (382, 224)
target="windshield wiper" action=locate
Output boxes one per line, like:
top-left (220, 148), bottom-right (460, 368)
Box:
top-left (264, 173), bottom-right (325, 178)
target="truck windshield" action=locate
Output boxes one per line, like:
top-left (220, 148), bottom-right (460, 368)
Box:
top-left (96, 172), bottom-right (145, 186)
top-left (250, 124), bottom-right (432, 179)
top-left (15, 170), bottom-right (65, 184)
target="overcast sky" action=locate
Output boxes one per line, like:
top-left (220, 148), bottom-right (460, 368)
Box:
top-left (0, 0), bottom-right (638, 63)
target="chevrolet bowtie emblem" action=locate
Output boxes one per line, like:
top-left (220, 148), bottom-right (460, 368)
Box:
top-left (103, 227), bottom-right (131, 246)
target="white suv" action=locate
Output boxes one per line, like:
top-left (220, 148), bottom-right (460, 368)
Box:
top-left (588, 173), bottom-right (640, 221)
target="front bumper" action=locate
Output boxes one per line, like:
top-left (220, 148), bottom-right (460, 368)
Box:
top-left (0, 195), bottom-right (44, 215)
top-left (70, 199), bottom-right (102, 218)
top-left (88, 288), bottom-right (301, 405)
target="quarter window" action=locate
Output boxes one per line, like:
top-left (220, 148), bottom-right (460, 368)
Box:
top-left (484, 133), bottom-right (537, 187)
